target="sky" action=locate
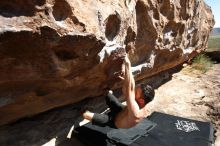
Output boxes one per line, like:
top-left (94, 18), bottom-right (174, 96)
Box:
top-left (205, 0), bottom-right (220, 28)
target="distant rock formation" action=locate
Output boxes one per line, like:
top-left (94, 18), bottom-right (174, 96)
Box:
top-left (0, 0), bottom-right (214, 125)
top-left (211, 28), bottom-right (220, 36)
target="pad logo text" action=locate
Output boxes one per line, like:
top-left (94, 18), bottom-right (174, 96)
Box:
top-left (175, 120), bottom-right (200, 132)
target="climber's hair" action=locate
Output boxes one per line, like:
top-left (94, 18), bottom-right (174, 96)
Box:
top-left (139, 84), bottom-right (155, 104)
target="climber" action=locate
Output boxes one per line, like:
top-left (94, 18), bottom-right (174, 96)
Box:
top-left (83, 54), bottom-right (155, 128)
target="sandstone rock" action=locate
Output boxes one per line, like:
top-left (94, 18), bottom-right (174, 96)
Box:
top-left (0, 0), bottom-right (214, 125)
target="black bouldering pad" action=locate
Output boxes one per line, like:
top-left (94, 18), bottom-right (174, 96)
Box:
top-left (107, 118), bottom-right (156, 145)
top-left (74, 120), bottom-right (114, 146)
top-left (74, 112), bottom-right (214, 146)
top-left (135, 112), bottom-right (214, 146)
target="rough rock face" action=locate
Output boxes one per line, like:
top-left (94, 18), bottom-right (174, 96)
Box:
top-left (0, 0), bottom-right (214, 125)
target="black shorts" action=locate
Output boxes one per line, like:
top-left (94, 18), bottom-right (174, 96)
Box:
top-left (91, 92), bottom-right (125, 128)
top-left (92, 112), bottom-right (116, 128)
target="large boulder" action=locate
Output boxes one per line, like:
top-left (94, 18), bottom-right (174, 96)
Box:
top-left (0, 0), bottom-right (214, 125)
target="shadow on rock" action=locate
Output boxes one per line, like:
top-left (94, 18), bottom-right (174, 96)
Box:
top-left (0, 99), bottom-right (90, 146)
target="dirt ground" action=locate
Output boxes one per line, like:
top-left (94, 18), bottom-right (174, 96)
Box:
top-left (147, 63), bottom-right (220, 146)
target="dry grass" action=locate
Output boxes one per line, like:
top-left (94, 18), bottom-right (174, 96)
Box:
top-left (191, 54), bottom-right (214, 73)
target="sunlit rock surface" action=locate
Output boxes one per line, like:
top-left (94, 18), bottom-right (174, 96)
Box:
top-left (0, 0), bottom-right (214, 125)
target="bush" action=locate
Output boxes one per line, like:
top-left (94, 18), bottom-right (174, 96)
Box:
top-left (191, 54), bottom-right (214, 73)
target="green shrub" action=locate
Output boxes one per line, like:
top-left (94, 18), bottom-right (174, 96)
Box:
top-left (191, 54), bottom-right (214, 73)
